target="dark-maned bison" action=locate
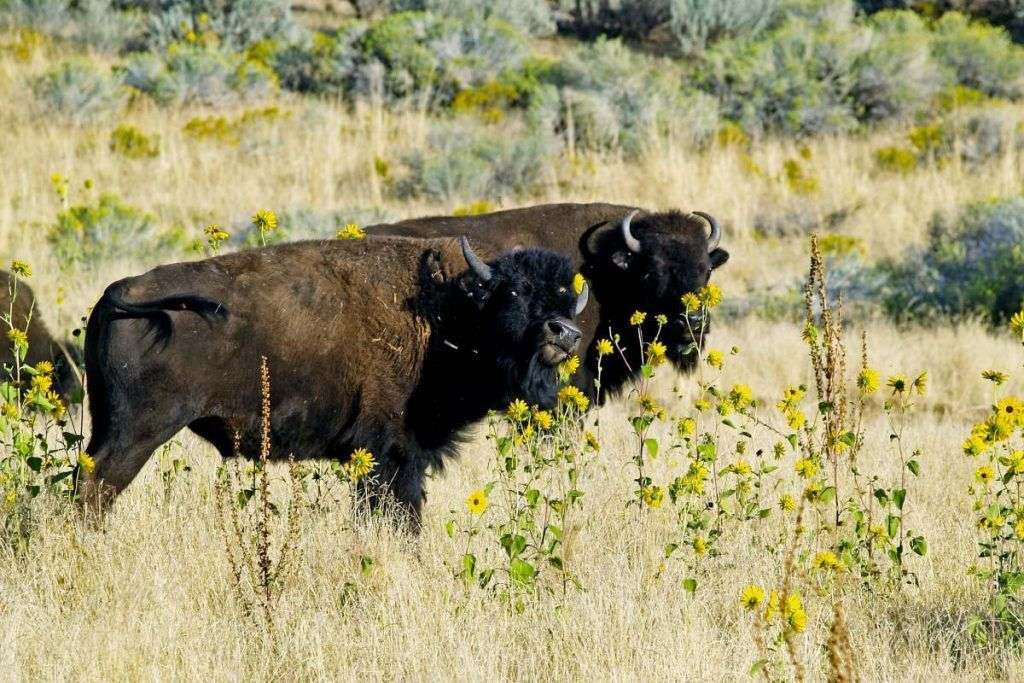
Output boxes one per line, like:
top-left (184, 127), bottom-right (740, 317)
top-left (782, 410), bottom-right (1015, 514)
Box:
top-left (369, 202), bottom-right (729, 400)
top-left (80, 237), bottom-right (587, 523)
top-left (0, 270), bottom-right (81, 402)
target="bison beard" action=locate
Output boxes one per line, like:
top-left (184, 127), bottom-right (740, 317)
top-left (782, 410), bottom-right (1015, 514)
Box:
top-left (79, 237), bottom-right (584, 527)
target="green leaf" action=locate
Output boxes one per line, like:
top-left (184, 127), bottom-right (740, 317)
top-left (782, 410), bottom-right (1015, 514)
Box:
top-left (26, 456), bottom-right (42, 473)
top-left (664, 543), bottom-right (679, 558)
top-left (360, 555), bottom-right (374, 577)
top-left (501, 533), bottom-right (527, 559)
top-left (644, 438), bottom-right (659, 459)
top-left (838, 431), bottom-right (857, 447)
top-left (750, 660), bottom-right (768, 676)
top-left (887, 514), bottom-right (900, 539)
top-left (525, 488), bottom-right (541, 508)
top-left (445, 519), bottom-right (456, 539)
top-left (548, 556), bottom-right (564, 571)
top-left (641, 364), bottom-right (653, 378)
top-left (478, 569), bottom-right (493, 589)
top-left (818, 486), bottom-right (836, 504)
top-left (510, 558), bottom-right (536, 585)
top-left (786, 433), bottom-right (798, 449)
top-left (906, 459), bottom-right (920, 476)
top-left (893, 488), bottom-right (907, 510)
top-left (910, 535), bottom-right (927, 556)
top-left (682, 578), bottom-right (697, 594)
top-left (462, 553), bottom-right (476, 578)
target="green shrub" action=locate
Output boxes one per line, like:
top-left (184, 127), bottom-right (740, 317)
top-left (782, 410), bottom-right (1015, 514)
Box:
top-left (47, 193), bottom-right (165, 269)
top-left (534, 38), bottom-right (717, 156)
top-left (393, 0), bottom-right (555, 37)
top-left (851, 10), bottom-right (945, 123)
top-left (122, 43), bottom-right (277, 107)
top-left (395, 122), bottom-right (554, 202)
top-left (879, 197), bottom-right (1024, 324)
top-left (873, 145), bottom-right (917, 174)
top-left (1, 0), bottom-right (143, 53)
top-left (669, 0), bottom-right (781, 54)
top-left (143, 0), bottom-right (295, 51)
top-left (31, 60), bottom-right (125, 124)
top-left (109, 124), bottom-right (159, 159)
top-left (931, 12), bottom-right (1024, 99)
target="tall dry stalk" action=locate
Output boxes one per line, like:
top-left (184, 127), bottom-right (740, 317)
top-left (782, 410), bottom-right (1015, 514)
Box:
top-left (214, 356), bottom-right (303, 630)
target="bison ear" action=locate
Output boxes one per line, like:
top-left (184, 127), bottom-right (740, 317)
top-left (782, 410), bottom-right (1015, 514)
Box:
top-left (710, 248), bottom-right (729, 270)
top-left (456, 272), bottom-right (491, 309)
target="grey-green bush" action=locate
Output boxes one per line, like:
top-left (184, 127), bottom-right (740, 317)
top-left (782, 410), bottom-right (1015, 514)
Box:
top-left (393, 0), bottom-right (555, 37)
top-left (396, 122), bottom-right (554, 201)
top-left (931, 12), bottom-right (1024, 99)
top-left (669, 0), bottom-right (781, 54)
top-left (142, 0), bottom-right (296, 51)
top-left (122, 45), bottom-right (276, 106)
top-left (31, 61), bottom-right (125, 124)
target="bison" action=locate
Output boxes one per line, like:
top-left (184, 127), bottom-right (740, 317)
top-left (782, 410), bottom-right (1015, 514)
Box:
top-left (369, 202), bottom-right (729, 400)
top-left (0, 270), bottom-right (81, 402)
top-left (80, 236), bottom-right (587, 524)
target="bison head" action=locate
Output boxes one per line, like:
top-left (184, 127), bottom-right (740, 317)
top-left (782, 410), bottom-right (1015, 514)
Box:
top-left (583, 209), bottom-right (729, 370)
top-left (456, 237), bottom-right (587, 408)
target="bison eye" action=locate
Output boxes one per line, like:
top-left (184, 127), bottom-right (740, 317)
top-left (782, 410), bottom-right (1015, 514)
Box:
top-left (510, 290), bottom-right (518, 297)
top-left (557, 286), bottom-right (567, 294)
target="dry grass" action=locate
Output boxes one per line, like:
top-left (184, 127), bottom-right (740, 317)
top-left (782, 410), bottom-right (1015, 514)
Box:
top-left (3, 35), bottom-right (1024, 681)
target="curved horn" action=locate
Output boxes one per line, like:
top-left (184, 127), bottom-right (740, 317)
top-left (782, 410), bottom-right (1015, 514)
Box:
top-left (460, 236), bottom-right (492, 281)
top-left (621, 210), bottom-right (641, 254)
top-left (690, 211), bottom-right (721, 252)
top-left (574, 282), bottom-right (589, 316)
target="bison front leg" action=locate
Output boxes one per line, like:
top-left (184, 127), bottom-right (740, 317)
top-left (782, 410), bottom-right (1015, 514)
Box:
top-left (356, 449), bottom-right (427, 533)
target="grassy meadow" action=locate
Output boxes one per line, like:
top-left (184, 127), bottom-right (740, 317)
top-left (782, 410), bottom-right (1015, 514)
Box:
top-left (6, 2), bottom-right (1024, 680)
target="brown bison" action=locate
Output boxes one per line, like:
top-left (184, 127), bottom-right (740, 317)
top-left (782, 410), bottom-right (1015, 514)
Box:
top-left (0, 270), bottom-right (81, 402)
top-left (80, 237), bottom-right (587, 523)
top-left (369, 202), bottom-right (729, 400)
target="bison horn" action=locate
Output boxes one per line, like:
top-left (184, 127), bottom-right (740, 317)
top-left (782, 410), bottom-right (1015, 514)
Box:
top-left (689, 211), bottom-right (721, 252)
top-left (621, 210), bottom-right (641, 253)
top-left (460, 236), bottom-right (492, 282)
top-left (574, 281), bottom-right (589, 316)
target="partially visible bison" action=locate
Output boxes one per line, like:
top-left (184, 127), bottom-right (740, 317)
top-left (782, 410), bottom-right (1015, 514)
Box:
top-left (369, 203), bottom-right (729, 400)
top-left (80, 237), bottom-right (587, 523)
top-left (0, 270), bottom-right (81, 402)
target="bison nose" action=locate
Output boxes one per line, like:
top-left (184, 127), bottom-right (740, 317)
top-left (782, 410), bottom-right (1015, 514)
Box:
top-left (545, 318), bottom-right (582, 350)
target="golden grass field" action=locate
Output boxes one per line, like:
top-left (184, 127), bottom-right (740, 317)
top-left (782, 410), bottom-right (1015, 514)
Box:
top-left (4, 35), bottom-right (1024, 681)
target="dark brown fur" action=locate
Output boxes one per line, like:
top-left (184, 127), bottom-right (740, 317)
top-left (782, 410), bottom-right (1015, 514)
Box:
top-left (0, 271), bottom-right (81, 401)
top-left (81, 237), bottom-right (583, 523)
top-left (370, 202), bottom-right (729, 399)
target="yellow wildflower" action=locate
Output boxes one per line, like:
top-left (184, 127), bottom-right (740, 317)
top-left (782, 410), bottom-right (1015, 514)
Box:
top-left (204, 224), bottom-right (229, 248)
top-left (912, 371), bottom-right (928, 396)
top-left (765, 591), bottom-right (781, 621)
top-left (692, 536), bottom-right (707, 555)
top-left (647, 341), bottom-right (667, 366)
top-left (983, 370), bottom-right (1009, 385)
top-left (887, 374), bottom-right (908, 393)
top-left (811, 550), bottom-right (843, 572)
top-left (777, 386), bottom-right (805, 410)
top-left (996, 397), bottom-right (1024, 426)
top-left (1, 402), bottom-right (18, 419)
top-left (78, 452), bottom-right (95, 474)
top-left (50, 172), bottom-right (68, 199)
top-left (962, 435), bottom-right (987, 457)
top-left (252, 209), bottom-right (277, 234)
top-left (694, 398), bottom-right (710, 412)
top-left (975, 465), bottom-right (996, 485)
top-left (344, 448), bottom-right (376, 481)
top-left (733, 459), bottom-right (752, 476)
top-left (507, 399), bottom-right (529, 421)
top-left (677, 417), bottom-right (696, 437)
top-left (795, 457), bottom-right (818, 479)
top-left (780, 493), bottom-right (796, 512)
top-left (655, 314), bottom-right (668, 326)
top-left (783, 594), bottom-right (807, 633)
top-left (10, 260), bottom-right (31, 278)
top-left (706, 348), bottom-right (724, 369)
top-left (572, 273), bottom-right (586, 295)
top-left (559, 354), bottom-right (581, 378)
top-left (857, 368), bottom-right (880, 394)
top-left (1007, 450), bottom-right (1024, 475)
top-left (558, 385), bottom-right (590, 411)
top-left (596, 338), bottom-right (614, 356)
top-left (1011, 310), bottom-right (1024, 337)
top-left (585, 431), bottom-right (600, 451)
top-left (466, 489), bottom-right (488, 515)
top-left (740, 584), bottom-right (765, 610)
top-left (532, 409), bottom-right (553, 430)
top-left (697, 283), bottom-right (722, 308)
top-left (680, 292), bottom-right (701, 312)
top-left (336, 223), bottom-right (366, 240)
top-left (34, 361), bottom-right (54, 375)
top-left (641, 485), bottom-right (664, 509)
top-left (31, 374), bottom-right (52, 393)
top-left (629, 311), bottom-right (647, 326)
top-left (729, 383), bottom-right (753, 408)
top-left (785, 409), bottom-right (806, 430)
top-left (1016, 520), bottom-right (1024, 540)
top-left (7, 328), bottom-right (27, 349)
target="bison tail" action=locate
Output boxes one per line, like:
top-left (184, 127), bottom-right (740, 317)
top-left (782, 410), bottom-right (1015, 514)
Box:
top-left (96, 287), bottom-right (228, 352)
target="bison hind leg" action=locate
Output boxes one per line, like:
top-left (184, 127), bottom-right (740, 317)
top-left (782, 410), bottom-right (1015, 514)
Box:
top-left (355, 446), bottom-right (430, 533)
top-left (188, 415), bottom-right (237, 459)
